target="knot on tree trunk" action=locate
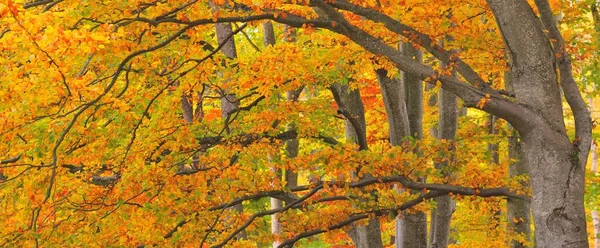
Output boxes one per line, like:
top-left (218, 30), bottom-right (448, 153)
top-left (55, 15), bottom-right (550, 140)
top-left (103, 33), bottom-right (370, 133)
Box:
top-left (547, 207), bottom-right (586, 247)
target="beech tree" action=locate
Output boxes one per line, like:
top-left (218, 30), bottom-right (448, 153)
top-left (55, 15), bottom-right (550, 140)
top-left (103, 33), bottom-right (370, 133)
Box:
top-left (0, 0), bottom-right (597, 247)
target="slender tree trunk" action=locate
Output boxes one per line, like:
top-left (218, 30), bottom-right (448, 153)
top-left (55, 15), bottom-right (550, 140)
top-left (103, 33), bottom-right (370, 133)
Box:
top-left (331, 83), bottom-right (384, 248)
top-left (487, 114), bottom-right (504, 232)
top-left (426, 38), bottom-right (458, 248)
top-left (487, 115), bottom-right (499, 165)
top-left (263, 21), bottom-right (283, 248)
top-left (283, 26), bottom-right (300, 189)
top-left (263, 22), bottom-right (303, 247)
top-left (430, 87), bottom-right (457, 248)
top-left (388, 43), bottom-right (427, 248)
top-left (427, 64), bottom-right (439, 248)
top-left (214, 17), bottom-right (247, 240)
top-left (376, 65), bottom-right (426, 247)
top-left (507, 130), bottom-right (531, 248)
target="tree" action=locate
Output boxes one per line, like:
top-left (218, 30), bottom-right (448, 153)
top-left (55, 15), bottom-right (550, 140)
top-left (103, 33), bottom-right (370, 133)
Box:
top-left (0, 0), bottom-right (594, 247)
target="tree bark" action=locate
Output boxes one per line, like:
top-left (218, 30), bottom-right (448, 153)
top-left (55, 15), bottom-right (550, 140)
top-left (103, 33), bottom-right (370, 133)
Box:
top-left (385, 43), bottom-right (427, 248)
top-left (376, 66), bottom-right (426, 248)
top-left (430, 87), bottom-right (457, 248)
top-left (263, 21), bottom-right (284, 248)
top-left (331, 83), bottom-right (384, 248)
top-left (488, 1), bottom-right (589, 246)
top-left (214, 18), bottom-right (247, 240)
top-left (504, 62), bottom-right (531, 248)
top-left (507, 131), bottom-right (531, 248)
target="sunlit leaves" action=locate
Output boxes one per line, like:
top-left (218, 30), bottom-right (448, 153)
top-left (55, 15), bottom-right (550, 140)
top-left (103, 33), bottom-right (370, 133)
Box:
top-left (0, 0), bottom-right (595, 246)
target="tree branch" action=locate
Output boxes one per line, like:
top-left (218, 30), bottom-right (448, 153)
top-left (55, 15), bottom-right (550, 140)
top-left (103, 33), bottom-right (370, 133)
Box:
top-left (310, 0), bottom-right (537, 133)
top-left (534, 0), bottom-right (592, 162)
top-left (323, 0), bottom-right (498, 95)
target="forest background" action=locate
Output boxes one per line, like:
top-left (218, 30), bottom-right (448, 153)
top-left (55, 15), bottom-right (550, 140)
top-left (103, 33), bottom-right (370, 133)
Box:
top-left (2, 0), bottom-right (600, 247)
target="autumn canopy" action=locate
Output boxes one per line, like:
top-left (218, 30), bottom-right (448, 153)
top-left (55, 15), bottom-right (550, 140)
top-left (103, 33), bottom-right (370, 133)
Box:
top-left (1, 0), bottom-right (600, 247)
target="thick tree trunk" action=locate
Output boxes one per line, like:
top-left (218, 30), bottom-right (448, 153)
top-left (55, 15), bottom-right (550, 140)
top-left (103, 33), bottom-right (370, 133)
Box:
top-left (331, 83), bottom-right (384, 248)
top-left (488, 1), bottom-right (589, 246)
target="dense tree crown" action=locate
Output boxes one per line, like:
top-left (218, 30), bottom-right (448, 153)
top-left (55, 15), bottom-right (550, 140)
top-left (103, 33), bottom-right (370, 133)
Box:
top-left (1, 0), bottom-right (599, 247)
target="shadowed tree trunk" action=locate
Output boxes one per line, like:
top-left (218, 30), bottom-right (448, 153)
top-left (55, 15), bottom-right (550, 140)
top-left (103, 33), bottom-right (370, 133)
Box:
top-left (427, 38), bottom-right (458, 248)
top-left (214, 16), bottom-right (247, 240)
top-left (331, 83), bottom-right (384, 248)
top-left (430, 87), bottom-right (457, 248)
top-left (263, 22), bottom-right (303, 248)
top-left (263, 21), bottom-right (283, 248)
top-left (387, 42), bottom-right (427, 248)
top-left (283, 25), bottom-right (300, 189)
top-left (507, 129), bottom-right (531, 248)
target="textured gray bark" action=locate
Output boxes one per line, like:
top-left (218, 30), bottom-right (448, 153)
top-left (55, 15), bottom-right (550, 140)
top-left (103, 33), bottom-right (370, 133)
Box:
top-left (386, 43), bottom-right (427, 248)
top-left (263, 21), bottom-right (276, 48)
top-left (505, 65), bottom-right (531, 248)
top-left (487, 114), bottom-right (503, 234)
top-left (487, 115), bottom-right (499, 165)
top-left (281, 25), bottom-right (300, 188)
top-left (427, 81), bottom-right (438, 246)
top-left (429, 88), bottom-right (457, 248)
top-left (488, 1), bottom-right (589, 247)
top-left (284, 88), bottom-right (301, 188)
top-left (376, 67), bottom-right (425, 248)
top-left (402, 43), bottom-right (423, 141)
top-left (331, 83), bottom-right (383, 248)
top-left (377, 69), bottom-right (409, 146)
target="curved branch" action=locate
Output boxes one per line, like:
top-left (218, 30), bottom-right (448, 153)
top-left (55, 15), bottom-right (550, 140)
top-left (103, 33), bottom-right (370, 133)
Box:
top-left (534, 0), bottom-right (592, 162)
top-left (322, 0), bottom-right (497, 95)
top-left (210, 185), bottom-right (323, 247)
top-left (309, 0), bottom-right (537, 133)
